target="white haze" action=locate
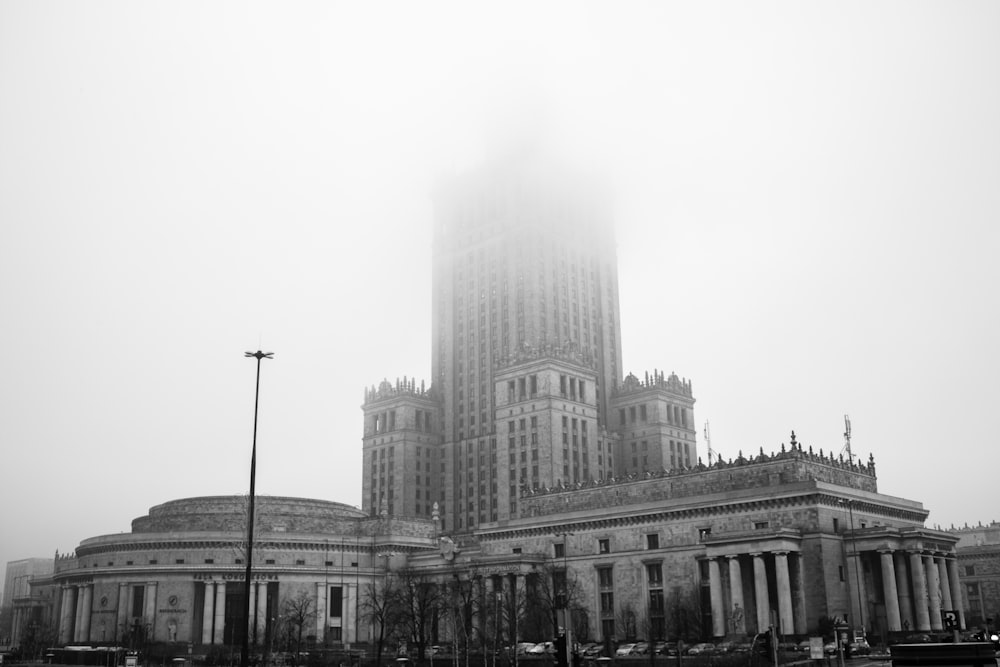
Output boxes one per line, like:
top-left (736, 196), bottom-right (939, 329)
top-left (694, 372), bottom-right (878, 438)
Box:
top-left (1, 1), bottom-right (998, 592)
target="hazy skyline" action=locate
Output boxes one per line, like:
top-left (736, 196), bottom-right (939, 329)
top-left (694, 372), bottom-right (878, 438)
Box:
top-left (2, 1), bottom-right (998, 597)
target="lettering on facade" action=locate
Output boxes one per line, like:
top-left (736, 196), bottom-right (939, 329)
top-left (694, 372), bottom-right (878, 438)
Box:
top-left (158, 609), bottom-right (188, 614)
top-left (193, 573), bottom-right (279, 581)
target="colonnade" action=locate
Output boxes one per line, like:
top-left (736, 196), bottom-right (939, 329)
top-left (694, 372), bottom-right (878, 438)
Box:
top-left (873, 550), bottom-right (965, 633)
top-left (705, 551), bottom-right (807, 638)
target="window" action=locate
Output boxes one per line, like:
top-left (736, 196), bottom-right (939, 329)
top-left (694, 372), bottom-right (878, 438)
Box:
top-left (554, 543), bottom-right (565, 558)
top-left (646, 533), bottom-right (659, 550)
top-left (296, 559), bottom-right (306, 565)
top-left (754, 521), bottom-right (769, 530)
top-left (839, 565), bottom-right (845, 582)
top-left (646, 563), bottom-right (663, 585)
top-left (330, 586), bottom-right (343, 617)
top-left (698, 528), bottom-right (711, 541)
top-left (175, 559), bottom-right (185, 564)
top-left (965, 565), bottom-right (975, 576)
top-left (598, 567), bottom-right (614, 588)
top-left (833, 518), bottom-right (840, 533)
top-left (598, 538), bottom-right (610, 554)
top-left (265, 559), bottom-right (276, 565)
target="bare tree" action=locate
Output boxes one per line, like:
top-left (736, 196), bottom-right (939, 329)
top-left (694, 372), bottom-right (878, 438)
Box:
top-left (443, 571), bottom-right (481, 667)
top-left (665, 585), bottom-right (703, 644)
top-left (531, 562), bottom-right (584, 639)
top-left (361, 572), bottom-right (402, 667)
top-left (281, 590), bottom-right (318, 665)
top-left (616, 602), bottom-right (639, 643)
top-left (393, 568), bottom-right (445, 661)
top-left (18, 620), bottom-right (57, 661)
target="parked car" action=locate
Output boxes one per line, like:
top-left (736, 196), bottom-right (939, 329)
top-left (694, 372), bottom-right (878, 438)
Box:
top-left (515, 643), bottom-right (536, 655)
top-left (583, 643), bottom-right (606, 658)
top-left (687, 643), bottom-right (715, 656)
top-left (615, 644), bottom-right (637, 657)
top-left (529, 642), bottom-right (555, 655)
top-left (632, 642), bottom-right (650, 655)
top-left (847, 640), bottom-right (870, 657)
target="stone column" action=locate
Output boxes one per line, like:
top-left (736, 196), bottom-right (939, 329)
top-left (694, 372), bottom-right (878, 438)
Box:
top-left (792, 553), bottom-right (808, 635)
top-left (708, 558), bottom-right (725, 638)
top-left (752, 553), bottom-right (770, 633)
top-left (502, 574), bottom-right (514, 643)
top-left (515, 574), bottom-right (526, 642)
top-left (924, 556), bottom-right (942, 631)
top-left (145, 582), bottom-right (158, 640)
top-left (316, 583), bottom-right (327, 642)
top-left (256, 582), bottom-right (269, 645)
top-left (213, 582), bottom-right (226, 644)
top-left (879, 551), bottom-right (901, 632)
top-left (78, 585), bottom-right (93, 642)
top-left (946, 559), bottom-right (965, 631)
top-left (59, 585), bottom-right (76, 644)
top-left (937, 558), bottom-right (953, 613)
top-left (11, 607), bottom-right (22, 649)
top-left (202, 583), bottom-right (215, 644)
top-left (727, 556), bottom-right (746, 635)
top-left (117, 583), bottom-right (130, 641)
top-left (774, 552), bottom-right (794, 636)
top-left (894, 552), bottom-right (914, 632)
top-left (909, 552), bottom-right (930, 631)
top-left (74, 585), bottom-right (86, 642)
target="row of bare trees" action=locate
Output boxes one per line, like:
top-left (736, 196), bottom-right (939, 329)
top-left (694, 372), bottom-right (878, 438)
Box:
top-left (359, 562), bottom-right (705, 667)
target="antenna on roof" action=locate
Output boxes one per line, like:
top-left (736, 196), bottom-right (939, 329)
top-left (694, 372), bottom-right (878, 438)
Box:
top-left (705, 421), bottom-right (717, 462)
top-left (841, 414), bottom-right (854, 462)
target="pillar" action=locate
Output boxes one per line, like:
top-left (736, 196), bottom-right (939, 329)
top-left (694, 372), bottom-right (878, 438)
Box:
top-left (213, 582), bottom-right (226, 644)
top-left (202, 582), bottom-right (215, 644)
top-left (117, 583), bottom-right (129, 641)
top-left (752, 553), bottom-right (770, 633)
top-left (59, 585), bottom-right (76, 644)
top-left (792, 553), bottom-right (808, 635)
top-left (74, 585), bottom-right (86, 642)
top-left (316, 582), bottom-right (327, 642)
top-left (78, 585), bottom-right (93, 642)
top-left (894, 552), bottom-right (914, 632)
top-left (924, 556), bottom-right (942, 631)
top-left (144, 582), bottom-right (157, 639)
top-left (774, 552), bottom-right (794, 636)
top-left (708, 558), bottom-right (725, 638)
top-left (515, 574), bottom-right (526, 642)
top-left (256, 582), bottom-right (269, 645)
top-left (880, 551), bottom-right (902, 632)
top-left (946, 559), bottom-right (965, 630)
top-left (937, 558), bottom-right (953, 613)
top-left (908, 552), bottom-right (930, 631)
top-left (502, 574), bottom-right (514, 644)
top-left (727, 556), bottom-right (746, 635)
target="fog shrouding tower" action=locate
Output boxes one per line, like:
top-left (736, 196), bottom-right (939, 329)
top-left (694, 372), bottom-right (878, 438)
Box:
top-left (362, 152), bottom-right (696, 532)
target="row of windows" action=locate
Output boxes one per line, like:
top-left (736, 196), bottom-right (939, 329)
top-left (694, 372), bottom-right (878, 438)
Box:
top-left (617, 403), bottom-right (690, 428)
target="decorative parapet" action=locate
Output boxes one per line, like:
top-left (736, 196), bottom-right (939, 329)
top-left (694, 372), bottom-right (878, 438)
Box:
top-left (613, 369), bottom-right (692, 398)
top-left (519, 430), bottom-right (877, 503)
top-left (495, 340), bottom-right (596, 372)
top-left (364, 376), bottom-right (436, 404)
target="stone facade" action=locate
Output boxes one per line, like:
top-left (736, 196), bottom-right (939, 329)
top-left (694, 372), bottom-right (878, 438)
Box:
top-left (37, 496), bottom-right (438, 649)
top-left (948, 522), bottom-right (1000, 631)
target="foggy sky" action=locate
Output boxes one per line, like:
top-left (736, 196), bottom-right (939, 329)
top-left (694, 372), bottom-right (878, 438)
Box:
top-left (2, 1), bottom-right (998, 597)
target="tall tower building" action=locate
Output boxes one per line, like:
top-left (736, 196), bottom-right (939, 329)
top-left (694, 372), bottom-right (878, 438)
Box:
top-left (363, 152), bottom-right (696, 532)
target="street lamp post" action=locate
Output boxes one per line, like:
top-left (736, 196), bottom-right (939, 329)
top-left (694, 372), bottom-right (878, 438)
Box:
top-left (840, 499), bottom-right (865, 635)
top-left (243, 350), bottom-right (273, 667)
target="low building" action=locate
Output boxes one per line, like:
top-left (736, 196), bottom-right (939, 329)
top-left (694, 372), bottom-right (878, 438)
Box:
top-left (26, 439), bottom-right (968, 654)
top-left (949, 522), bottom-right (1000, 632)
